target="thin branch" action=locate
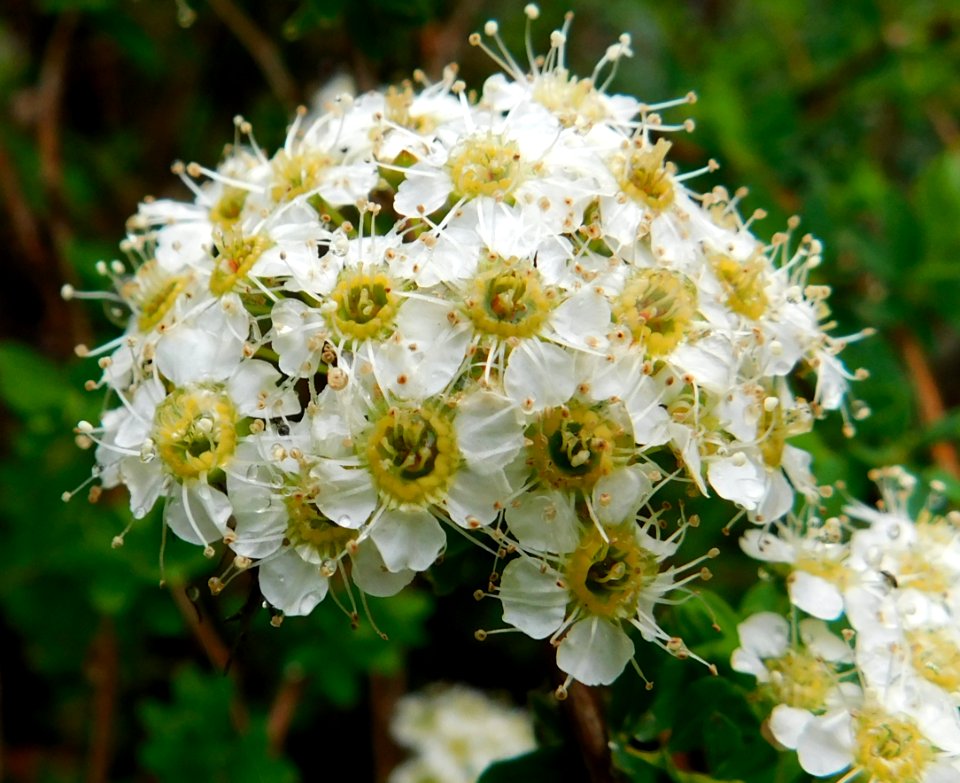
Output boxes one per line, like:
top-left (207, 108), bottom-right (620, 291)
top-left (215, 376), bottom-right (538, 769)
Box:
top-left (206, 0), bottom-right (299, 109)
top-left (369, 671), bottom-right (406, 783)
top-left (169, 583), bottom-right (250, 731)
top-left (29, 10), bottom-right (90, 355)
top-left (84, 617), bottom-right (118, 783)
top-left (266, 666), bottom-right (307, 755)
top-left (895, 327), bottom-right (960, 477)
top-left (561, 681), bottom-right (619, 783)
top-left (418, 0), bottom-right (486, 80)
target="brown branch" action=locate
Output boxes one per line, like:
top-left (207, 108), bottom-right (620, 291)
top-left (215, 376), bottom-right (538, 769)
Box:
top-left (418, 0), bottom-right (486, 79)
top-left (561, 681), bottom-right (618, 783)
top-left (28, 10), bottom-right (90, 355)
top-left (895, 327), bottom-right (960, 477)
top-left (369, 671), bottom-right (407, 783)
top-left (206, 0), bottom-right (299, 109)
top-left (266, 666), bottom-right (307, 755)
top-left (169, 583), bottom-right (250, 732)
top-left (84, 616), bottom-right (118, 783)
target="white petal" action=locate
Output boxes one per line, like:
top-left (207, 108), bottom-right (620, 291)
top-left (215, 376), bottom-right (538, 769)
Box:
top-left (350, 543), bottom-right (415, 597)
top-left (369, 508), bottom-right (445, 572)
top-left (506, 490), bottom-right (579, 554)
top-left (500, 558), bottom-right (567, 639)
top-left (556, 616), bottom-right (634, 686)
top-left (707, 455), bottom-right (765, 510)
top-left (504, 340), bottom-right (576, 411)
top-left (768, 705), bottom-right (814, 750)
top-left (593, 465), bottom-right (652, 526)
top-left (259, 549), bottom-right (328, 616)
top-left (788, 571), bottom-right (844, 620)
top-left (795, 711), bottom-right (854, 777)
top-left (736, 612), bottom-right (790, 659)
top-left (455, 390), bottom-right (525, 472)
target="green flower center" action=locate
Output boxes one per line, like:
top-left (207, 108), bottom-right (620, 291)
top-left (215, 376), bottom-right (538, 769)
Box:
top-left (209, 186), bottom-right (248, 228)
top-left (565, 524), bottom-right (657, 620)
top-left (854, 709), bottom-right (934, 783)
top-left (526, 402), bottom-right (629, 493)
top-left (285, 492), bottom-right (358, 560)
top-left (463, 258), bottom-right (554, 339)
top-left (154, 385), bottom-right (238, 480)
top-left (329, 269), bottom-right (398, 342)
top-left (365, 405), bottom-right (459, 506)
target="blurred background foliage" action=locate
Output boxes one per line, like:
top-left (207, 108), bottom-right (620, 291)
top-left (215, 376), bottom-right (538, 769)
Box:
top-left (1, 0), bottom-right (959, 781)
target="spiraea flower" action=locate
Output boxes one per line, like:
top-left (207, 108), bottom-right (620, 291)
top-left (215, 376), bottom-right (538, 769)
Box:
top-left (67, 8), bottom-right (860, 683)
top-left (736, 468), bottom-right (960, 781)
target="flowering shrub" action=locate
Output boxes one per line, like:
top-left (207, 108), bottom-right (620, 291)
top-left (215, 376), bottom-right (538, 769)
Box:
top-left (38, 4), bottom-right (958, 782)
top-left (66, 9), bottom-right (862, 694)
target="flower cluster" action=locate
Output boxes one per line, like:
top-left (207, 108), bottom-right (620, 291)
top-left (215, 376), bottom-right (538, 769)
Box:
top-left (388, 684), bottom-right (535, 783)
top-left (67, 9), bottom-right (856, 686)
top-left (733, 467), bottom-right (960, 781)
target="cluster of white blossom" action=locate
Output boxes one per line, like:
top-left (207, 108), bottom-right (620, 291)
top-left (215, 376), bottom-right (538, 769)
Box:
top-left (733, 467), bottom-right (960, 781)
top-left (388, 684), bottom-right (535, 783)
top-left (67, 8), bottom-right (857, 687)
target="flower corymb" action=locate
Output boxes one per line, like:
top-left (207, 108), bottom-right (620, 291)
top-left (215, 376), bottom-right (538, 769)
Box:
top-left (65, 7), bottom-right (862, 688)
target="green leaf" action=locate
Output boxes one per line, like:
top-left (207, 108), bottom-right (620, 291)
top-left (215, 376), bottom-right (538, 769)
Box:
top-left (478, 745), bottom-right (584, 783)
top-left (0, 342), bottom-right (71, 415)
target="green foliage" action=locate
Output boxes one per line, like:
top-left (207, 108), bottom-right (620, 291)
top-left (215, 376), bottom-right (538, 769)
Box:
top-left (139, 666), bottom-right (299, 783)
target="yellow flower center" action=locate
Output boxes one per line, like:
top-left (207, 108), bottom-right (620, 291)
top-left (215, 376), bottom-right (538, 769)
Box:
top-left (447, 134), bottom-right (523, 200)
top-left (854, 708), bottom-right (934, 783)
top-left (531, 71), bottom-right (607, 127)
top-left (526, 401), bottom-right (629, 493)
top-left (613, 268), bottom-right (697, 356)
top-left (906, 628), bottom-right (960, 693)
top-left (710, 250), bottom-right (769, 320)
top-left (762, 650), bottom-right (834, 710)
top-left (384, 85), bottom-right (439, 135)
top-left (154, 386), bottom-right (238, 481)
top-left (329, 269), bottom-right (398, 342)
top-left (617, 138), bottom-right (675, 212)
top-left (564, 523), bottom-right (658, 621)
top-left (209, 187), bottom-right (248, 228)
top-left (126, 259), bottom-right (189, 333)
top-left (270, 149), bottom-right (334, 203)
top-left (463, 257), bottom-right (554, 340)
top-left (365, 405), bottom-right (459, 506)
top-left (285, 492), bottom-right (358, 560)
top-left (209, 231), bottom-right (272, 296)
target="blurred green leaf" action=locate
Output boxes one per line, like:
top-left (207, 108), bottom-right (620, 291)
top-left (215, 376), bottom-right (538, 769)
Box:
top-left (140, 666), bottom-right (299, 783)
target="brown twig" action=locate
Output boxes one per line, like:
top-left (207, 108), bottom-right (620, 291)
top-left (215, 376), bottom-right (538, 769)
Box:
top-left (27, 10), bottom-right (90, 355)
top-left (206, 0), bottom-right (299, 109)
top-left (418, 0), bottom-right (486, 79)
top-left (169, 583), bottom-right (250, 731)
top-left (369, 671), bottom-right (407, 783)
top-left (84, 616), bottom-right (118, 783)
top-left (266, 666), bottom-right (307, 755)
top-left (561, 681), bottom-right (618, 783)
top-left (895, 327), bottom-right (960, 477)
